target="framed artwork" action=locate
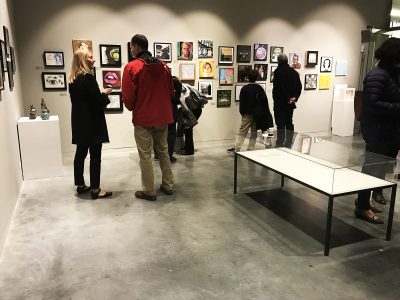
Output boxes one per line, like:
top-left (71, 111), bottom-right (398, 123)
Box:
top-left (306, 51), bottom-right (318, 67)
top-left (217, 90), bottom-right (231, 107)
top-left (270, 65), bottom-right (277, 83)
top-left (198, 81), bottom-right (213, 99)
top-left (199, 60), bottom-right (214, 78)
top-left (218, 46), bottom-right (234, 65)
top-left (254, 44), bottom-right (268, 61)
top-left (177, 41), bottom-right (193, 60)
top-left (235, 85), bottom-right (244, 101)
top-left (179, 63), bottom-right (195, 80)
top-left (270, 46), bottom-right (284, 63)
top-left (106, 92), bottom-right (123, 112)
top-left (43, 51), bottom-right (64, 68)
top-left (100, 44), bottom-right (121, 67)
top-left (3, 26), bottom-right (10, 57)
top-left (102, 70), bottom-right (121, 89)
top-left (237, 45), bottom-right (251, 63)
top-left (335, 60), bottom-right (348, 76)
top-left (72, 39), bottom-right (93, 53)
top-left (198, 40), bottom-right (213, 58)
top-left (41, 72), bottom-right (67, 91)
top-left (320, 57), bottom-right (333, 72)
top-left (219, 67), bottom-right (234, 85)
top-left (0, 69), bottom-right (4, 91)
top-left (238, 65), bottom-right (252, 83)
top-left (289, 53), bottom-right (302, 69)
top-left (0, 40), bottom-right (7, 73)
top-left (254, 64), bottom-right (268, 81)
top-left (7, 61), bottom-right (13, 90)
top-left (319, 74), bottom-right (331, 90)
top-left (154, 42), bottom-right (172, 62)
top-left (127, 42), bottom-right (134, 62)
top-left (304, 74), bottom-right (317, 90)
top-left (10, 47), bottom-right (16, 74)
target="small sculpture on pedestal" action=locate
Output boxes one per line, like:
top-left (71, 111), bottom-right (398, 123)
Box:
top-left (41, 98), bottom-right (50, 120)
top-left (29, 105), bottom-right (36, 119)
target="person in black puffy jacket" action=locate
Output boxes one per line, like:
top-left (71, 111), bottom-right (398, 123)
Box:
top-left (355, 37), bottom-right (400, 224)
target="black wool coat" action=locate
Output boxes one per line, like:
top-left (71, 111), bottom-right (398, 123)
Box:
top-left (69, 73), bottom-right (110, 145)
top-left (272, 62), bottom-right (302, 111)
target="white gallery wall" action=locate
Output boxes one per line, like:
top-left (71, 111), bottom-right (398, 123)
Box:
top-left (0, 0), bottom-right (24, 255)
top-left (13, 0), bottom-right (390, 153)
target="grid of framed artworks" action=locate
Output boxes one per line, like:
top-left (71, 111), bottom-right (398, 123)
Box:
top-left (0, 25), bottom-right (16, 92)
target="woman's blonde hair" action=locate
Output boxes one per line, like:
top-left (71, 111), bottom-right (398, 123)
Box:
top-left (68, 49), bottom-right (92, 83)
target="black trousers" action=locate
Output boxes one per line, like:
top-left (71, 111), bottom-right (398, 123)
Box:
top-left (168, 122), bottom-right (177, 158)
top-left (74, 143), bottom-right (102, 189)
top-left (183, 108), bottom-right (202, 154)
top-left (357, 137), bottom-right (398, 209)
top-left (274, 108), bottom-right (294, 147)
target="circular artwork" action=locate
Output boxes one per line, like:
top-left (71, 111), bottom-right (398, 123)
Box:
top-left (255, 47), bottom-right (267, 60)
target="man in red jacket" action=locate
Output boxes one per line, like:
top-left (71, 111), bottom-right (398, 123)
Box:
top-left (122, 34), bottom-right (174, 201)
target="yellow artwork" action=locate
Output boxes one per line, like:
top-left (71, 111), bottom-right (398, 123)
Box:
top-left (319, 74), bottom-right (331, 90)
top-left (199, 60), bottom-right (215, 78)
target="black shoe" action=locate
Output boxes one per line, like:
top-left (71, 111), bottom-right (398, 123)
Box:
top-left (372, 191), bottom-right (387, 205)
top-left (135, 191), bottom-right (157, 201)
top-left (91, 190), bottom-right (112, 200)
top-left (170, 156), bottom-right (178, 163)
top-left (227, 147), bottom-right (235, 153)
top-left (354, 208), bottom-right (384, 224)
top-left (354, 199), bottom-right (383, 214)
top-left (181, 150), bottom-right (194, 155)
top-left (76, 185), bottom-right (91, 195)
top-left (160, 185), bottom-right (173, 195)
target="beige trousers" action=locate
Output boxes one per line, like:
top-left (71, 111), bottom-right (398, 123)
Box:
top-left (235, 114), bottom-right (257, 151)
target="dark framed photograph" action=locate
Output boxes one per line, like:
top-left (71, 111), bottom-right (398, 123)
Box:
top-left (0, 40), bottom-right (7, 73)
top-left (106, 92), bottom-right (123, 112)
top-left (43, 51), bottom-right (64, 68)
top-left (127, 42), bottom-right (134, 62)
top-left (237, 65), bottom-right (252, 83)
top-left (254, 64), bottom-right (268, 81)
top-left (254, 44), bottom-right (268, 61)
top-left (3, 26), bottom-right (10, 57)
top-left (10, 47), bottom-right (16, 74)
top-left (0, 68), bottom-right (4, 91)
top-left (100, 44), bottom-right (121, 67)
top-left (304, 74), bottom-right (318, 90)
top-left (41, 72), bottom-right (67, 91)
top-left (198, 81), bottom-right (213, 99)
top-left (237, 45), bottom-right (251, 63)
top-left (177, 41), bottom-right (193, 60)
top-left (219, 67), bottom-right (234, 85)
top-left (270, 46), bottom-right (284, 63)
top-left (218, 46), bottom-right (234, 65)
top-left (306, 51), bottom-right (318, 67)
top-left (320, 56), bottom-right (333, 72)
top-left (154, 42), bottom-right (172, 62)
top-left (270, 65), bottom-right (277, 83)
top-left (102, 70), bottom-right (121, 89)
top-left (217, 90), bottom-right (231, 107)
top-left (198, 40), bottom-right (213, 58)
top-left (7, 61), bottom-right (13, 90)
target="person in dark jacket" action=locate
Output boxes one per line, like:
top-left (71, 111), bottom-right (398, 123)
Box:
top-left (272, 53), bottom-right (302, 146)
top-left (228, 70), bottom-right (272, 152)
top-left (68, 49), bottom-right (112, 199)
top-left (355, 37), bottom-right (400, 224)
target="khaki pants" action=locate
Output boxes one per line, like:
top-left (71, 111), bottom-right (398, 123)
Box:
top-left (134, 125), bottom-right (174, 195)
top-left (235, 114), bottom-right (257, 151)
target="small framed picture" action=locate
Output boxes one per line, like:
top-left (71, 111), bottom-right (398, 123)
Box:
top-left (0, 69), bottom-right (4, 91)
top-left (319, 74), bottom-right (331, 90)
top-left (127, 42), bottom-right (134, 62)
top-left (254, 44), bottom-right (268, 61)
top-left (100, 44), bottom-right (121, 67)
top-left (217, 90), bottom-right (232, 107)
top-left (3, 26), bottom-right (10, 57)
top-left (72, 39), bottom-right (93, 54)
top-left (238, 65), bottom-right (252, 83)
top-left (219, 67), bottom-right (234, 85)
top-left (154, 42), bottom-right (172, 62)
top-left (102, 70), bottom-right (121, 89)
top-left (289, 53), bottom-right (302, 69)
top-left (0, 40), bottom-right (7, 72)
top-left (254, 64), bottom-right (268, 81)
top-left (198, 40), bottom-right (213, 58)
top-left (199, 60), bottom-right (214, 78)
top-left (106, 92), bottom-right (123, 112)
top-left (320, 57), bottom-right (333, 72)
top-left (306, 51), bottom-right (318, 67)
top-left (43, 51), bottom-right (64, 68)
top-left (177, 41), bottom-right (193, 60)
top-left (179, 63), bottom-right (196, 80)
top-left (270, 46), bottom-right (284, 63)
top-left (270, 65), bottom-right (277, 83)
top-left (235, 85), bottom-right (244, 101)
top-left (10, 47), bottom-right (16, 74)
top-left (304, 74), bottom-right (318, 90)
top-left (198, 81), bottom-right (213, 98)
top-left (7, 61), bottom-right (13, 90)
top-left (237, 45), bottom-right (251, 63)
top-left (41, 72), bottom-right (67, 91)
top-left (335, 60), bottom-right (348, 76)
top-left (218, 46), bottom-right (234, 65)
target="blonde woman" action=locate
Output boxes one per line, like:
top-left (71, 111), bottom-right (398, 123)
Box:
top-left (68, 49), bottom-right (112, 199)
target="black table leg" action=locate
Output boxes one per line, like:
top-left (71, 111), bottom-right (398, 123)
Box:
top-left (324, 196), bottom-right (334, 256)
top-left (386, 184), bottom-right (397, 241)
top-left (234, 152), bottom-right (238, 194)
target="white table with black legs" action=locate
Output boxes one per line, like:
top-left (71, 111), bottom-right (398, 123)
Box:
top-left (234, 148), bottom-right (397, 256)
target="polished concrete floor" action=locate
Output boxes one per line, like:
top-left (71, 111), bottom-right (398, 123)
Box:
top-left (0, 136), bottom-right (399, 300)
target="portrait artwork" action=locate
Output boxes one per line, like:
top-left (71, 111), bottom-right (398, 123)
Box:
top-left (100, 44), bottom-right (121, 67)
top-left (102, 70), bottom-right (121, 89)
top-left (198, 40), bottom-right (213, 58)
top-left (289, 53), bottom-right (302, 69)
top-left (177, 41), bottom-right (193, 60)
top-left (199, 60), bottom-right (215, 78)
top-left (253, 44), bottom-right (268, 61)
top-left (320, 56), bottom-right (333, 73)
top-left (154, 43), bottom-right (172, 62)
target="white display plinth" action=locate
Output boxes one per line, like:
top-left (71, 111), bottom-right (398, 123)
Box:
top-left (331, 86), bottom-right (355, 137)
top-left (17, 116), bottom-right (63, 180)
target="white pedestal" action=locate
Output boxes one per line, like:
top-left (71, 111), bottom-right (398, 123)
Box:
top-left (17, 116), bottom-right (63, 180)
top-left (331, 100), bottom-right (355, 136)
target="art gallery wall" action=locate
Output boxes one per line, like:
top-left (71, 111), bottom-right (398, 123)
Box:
top-left (0, 0), bottom-right (24, 255)
top-left (13, 0), bottom-right (390, 153)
